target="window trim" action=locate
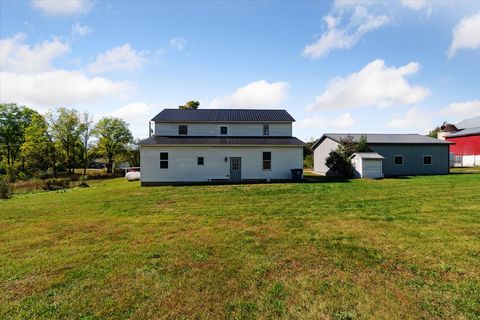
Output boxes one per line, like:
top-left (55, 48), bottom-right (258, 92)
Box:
top-left (220, 126), bottom-right (228, 135)
top-left (262, 151), bottom-right (272, 171)
top-left (160, 152), bottom-right (169, 169)
top-left (197, 156), bottom-right (204, 166)
top-left (393, 155), bottom-right (404, 166)
top-left (263, 124), bottom-right (270, 136)
top-left (423, 155), bottom-right (432, 165)
top-left (178, 125), bottom-right (188, 135)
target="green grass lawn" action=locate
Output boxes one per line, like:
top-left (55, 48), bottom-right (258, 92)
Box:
top-left (1, 174), bottom-right (479, 320)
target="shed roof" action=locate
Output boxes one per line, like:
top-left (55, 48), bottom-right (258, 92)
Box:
top-left (350, 152), bottom-right (385, 160)
top-left (151, 109), bottom-right (295, 122)
top-left (456, 116), bottom-right (480, 129)
top-left (138, 136), bottom-right (304, 146)
top-left (444, 127), bottom-right (480, 138)
top-left (311, 133), bottom-right (451, 150)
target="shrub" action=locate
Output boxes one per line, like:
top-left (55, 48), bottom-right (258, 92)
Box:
top-left (5, 165), bottom-right (18, 182)
top-left (325, 150), bottom-right (354, 178)
top-left (17, 171), bottom-right (29, 181)
top-left (78, 175), bottom-right (89, 188)
top-left (43, 178), bottom-right (71, 191)
top-left (0, 177), bottom-right (12, 199)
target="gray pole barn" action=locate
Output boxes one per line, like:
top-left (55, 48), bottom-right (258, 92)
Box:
top-left (311, 134), bottom-right (452, 177)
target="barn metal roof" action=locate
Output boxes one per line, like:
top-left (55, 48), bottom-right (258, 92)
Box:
top-left (151, 109), bottom-right (295, 122)
top-left (138, 136), bottom-right (304, 146)
top-left (456, 116), bottom-right (480, 129)
top-left (311, 133), bottom-right (451, 150)
top-left (444, 127), bottom-right (480, 138)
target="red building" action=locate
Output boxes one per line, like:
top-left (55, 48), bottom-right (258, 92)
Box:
top-left (441, 116), bottom-right (480, 166)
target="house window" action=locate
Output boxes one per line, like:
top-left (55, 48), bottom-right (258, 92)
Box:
top-left (263, 152), bottom-right (271, 170)
top-left (263, 124), bottom-right (269, 136)
top-left (178, 125), bottom-right (188, 135)
top-left (160, 152), bottom-right (169, 169)
top-left (197, 157), bottom-right (204, 165)
top-left (423, 155), bottom-right (432, 165)
top-left (394, 155), bottom-right (403, 165)
top-left (220, 126), bottom-right (228, 135)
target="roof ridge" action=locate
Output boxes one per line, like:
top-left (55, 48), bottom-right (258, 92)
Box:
top-left (161, 108), bottom-right (289, 112)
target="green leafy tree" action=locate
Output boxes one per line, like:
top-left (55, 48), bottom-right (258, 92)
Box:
top-left (179, 101), bottom-right (200, 109)
top-left (47, 108), bottom-right (83, 174)
top-left (21, 114), bottom-right (54, 174)
top-left (94, 117), bottom-right (133, 173)
top-left (428, 126), bottom-right (441, 138)
top-left (325, 135), bottom-right (372, 178)
top-left (303, 137), bottom-right (316, 169)
top-left (0, 103), bottom-right (37, 167)
top-left (80, 113), bottom-right (95, 175)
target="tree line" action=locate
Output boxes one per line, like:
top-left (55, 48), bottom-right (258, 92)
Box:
top-left (0, 103), bottom-right (139, 181)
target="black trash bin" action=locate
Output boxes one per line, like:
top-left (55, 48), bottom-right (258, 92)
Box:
top-left (290, 168), bottom-right (303, 181)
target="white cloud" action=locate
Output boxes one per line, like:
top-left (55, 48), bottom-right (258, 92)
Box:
top-left (307, 59), bottom-right (429, 111)
top-left (71, 22), bottom-right (93, 38)
top-left (0, 71), bottom-right (132, 107)
top-left (331, 113), bottom-right (356, 128)
top-left (302, 4), bottom-right (390, 59)
top-left (385, 107), bottom-right (433, 129)
top-left (85, 44), bottom-right (147, 75)
top-left (440, 100), bottom-right (480, 120)
top-left (298, 113), bottom-right (356, 130)
top-left (101, 102), bottom-right (157, 138)
top-left (0, 34), bottom-right (133, 108)
top-left (0, 33), bottom-right (70, 74)
top-left (210, 80), bottom-right (289, 108)
top-left (447, 12), bottom-right (480, 58)
top-left (400, 0), bottom-right (431, 11)
top-left (169, 37), bottom-right (186, 51)
top-left (31, 0), bottom-right (92, 16)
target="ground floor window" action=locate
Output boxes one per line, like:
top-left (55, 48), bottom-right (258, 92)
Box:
top-left (160, 152), bottom-right (168, 169)
top-left (197, 157), bottom-right (204, 165)
top-left (423, 155), bottom-right (432, 165)
top-left (263, 152), bottom-right (271, 170)
top-left (394, 155), bottom-right (403, 165)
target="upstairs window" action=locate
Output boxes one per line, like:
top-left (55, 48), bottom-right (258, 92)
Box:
top-left (178, 125), bottom-right (188, 135)
top-left (394, 155), bottom-right (403, 165)
top-left (220, 126), bottom-right (228, 135)
top-left (263, 152), bottom-right (271, 170)
top-left (423, 155), bottom-right (432, 165)
top-left (197, 157), bottom-right (204, 165)
top-left (263, 124), bottom-right (270, 136)
top-left (160, 152), bottom-right (169, 169)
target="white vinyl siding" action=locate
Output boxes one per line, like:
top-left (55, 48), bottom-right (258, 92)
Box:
top-left (155, 122), bottom-right (292, 137)
top-left (313, 137), bottom-right (339, 175)
top-left (141, 146), bottom-right (303, 182)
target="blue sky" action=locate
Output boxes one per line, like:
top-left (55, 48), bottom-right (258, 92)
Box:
top-left (1, 0), bottom-right (480, 140)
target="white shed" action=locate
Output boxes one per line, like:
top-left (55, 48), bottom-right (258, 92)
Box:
top-left (350, 152), bottom-right (384, 179)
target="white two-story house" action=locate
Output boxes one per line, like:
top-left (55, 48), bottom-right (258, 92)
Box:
top-left (138, 109), bottom-right (304, 185)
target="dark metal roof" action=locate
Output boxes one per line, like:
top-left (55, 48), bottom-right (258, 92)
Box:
top-left (312, 133), bottom-right (451, 150)
top-left (139, 136), bottom-right (304, 146)
top-left (151, 109), bottom-right (295, 122)
top-left (445, 127), bottom-right (480, 138)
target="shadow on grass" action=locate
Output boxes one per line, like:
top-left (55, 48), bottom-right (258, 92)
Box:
top-left (302, 175), bottom-right (351, 183)
top-left (383, 176), bottom-right (412, 180)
